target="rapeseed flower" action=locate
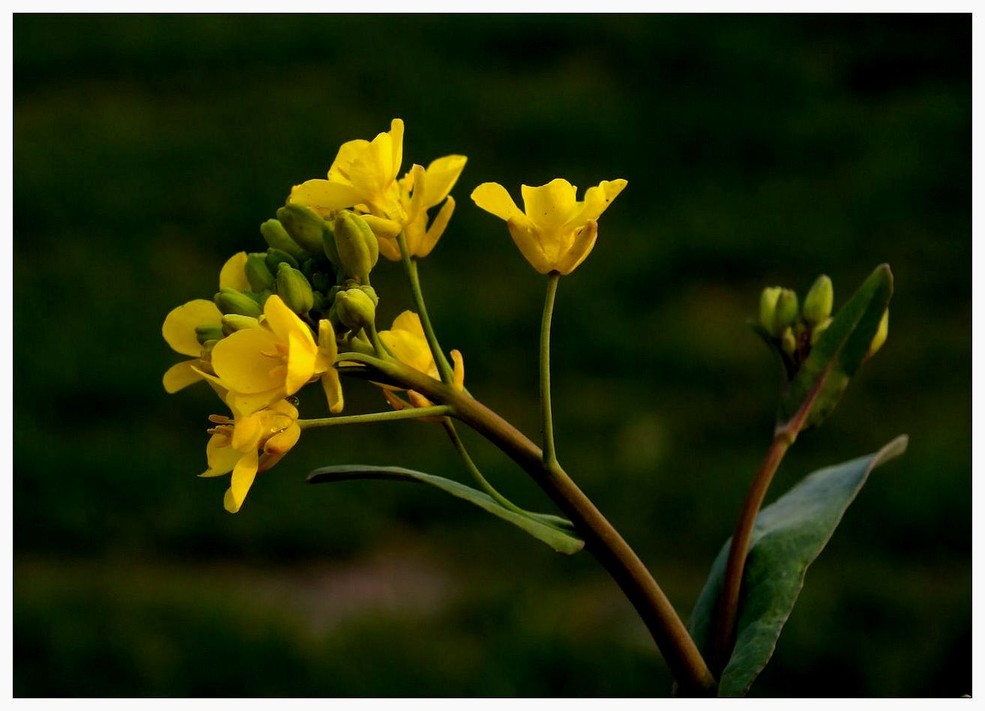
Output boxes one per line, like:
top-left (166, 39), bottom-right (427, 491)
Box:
top-left (471, 178), bottom-right (627, 275)
top-left (200, 399), bottom-right (301, 513)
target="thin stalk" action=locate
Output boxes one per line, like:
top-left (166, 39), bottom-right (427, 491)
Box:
top-left (397, 232), bottom-right (455, 384)
top-left (299, 406), bottom-right (452, 430)
top-left (540, 271), bottom-right (561, 467)
top-left (358, 356), bottom-right (718, 695)
top-left (710, 378), bottom-right (825, 673)
top-left (442, 418), bottom-right (530, 517)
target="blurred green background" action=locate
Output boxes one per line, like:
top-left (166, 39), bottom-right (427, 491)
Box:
top-left (14, 14), bottom-right (970, 697)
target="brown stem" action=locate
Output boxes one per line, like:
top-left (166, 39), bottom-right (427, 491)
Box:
top-left (710, 379), bottom-right (824, 673)
top-left (361, 357), bottom-right (718, 696)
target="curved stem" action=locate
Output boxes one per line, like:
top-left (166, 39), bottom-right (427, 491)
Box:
top-left (397, 232), bottom-right (455, 384)
top-left (359, 356), bottom-right (717, 695)
top-left (540, 272), bottom-right (561, 467)
top-left (299, 406), bottom-right (452, 430)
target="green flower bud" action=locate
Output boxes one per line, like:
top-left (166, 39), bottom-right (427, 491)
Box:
top-left (781, 327), bottom-right (797, 357)
top-left (221, 314), bottom-right (261, 336)
top-left (759, 287), bottom-right (782, 334)
top-left (195, 324), bottom-right (224, 345)
top-left (867, 309), bottom-right (889, 357)
top-left (245, 253), bottom-right (276, 292)
top-left (322, 219), bottom-right (340, 266)
top-left (277, 204), bottom-right (330, 254)
top-left (276, 263), bottom-right (314, 316)
top-left (772, 289), bottom-right (799, 337)
top-left (802, 275), bottom-right (834, 326)
top-left (265, 247), bottom-right (300, 273)
top-left (334, 287), bottom-right (377, 333)
top-left (260, 218), bottom-right (308, 260)
top-left (333, 210), bottom-right (379, 283)
top-left (357, 284), bottom-right (379, 306)
top-left (214, 288), bottom-right (263, 318)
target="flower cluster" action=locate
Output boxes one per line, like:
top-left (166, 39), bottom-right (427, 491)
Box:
top-left (164, 117), bottom-right (627, 512)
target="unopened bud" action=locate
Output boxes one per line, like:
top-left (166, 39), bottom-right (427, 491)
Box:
top-left (868, 310), bottom-right (889, 357)
top-left (214, 288), bottom-right (263, 318)
top-left (277, 204), bottom-right (329, 254)
top-left (357, 284), bottom-right (379, 306)
top-left (221, 314), bottom-right (261, 336)
top-left (195, 324), bottom-right (224, 345)
top-left (772, 289), bottom-right (799, 337)
top-left (265, 248), bottom-right (300, 273)
top-left (260, 219), bottom-right (308, 260)
top-left (245, 253), bottom-right (275, 292)
top-left (759, 287), bottom-right (782, 334)
top-left (781, 327), bottom-right (797, 357)
top-left (803, 275), bottom-right (834, 326)
top-left (334, 288), bottom-right (377, 332)
top-left (333, 210), bottom-right (379, 283)
top-left (276, 263), bottom-right (314, 315)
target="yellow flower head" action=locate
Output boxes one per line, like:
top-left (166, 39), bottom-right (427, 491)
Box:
top-left (288, 118), bottom-right (466, 260)
top-left (378, 310), bottom-right (464, 411)
top-left (471, 178), bottom-right (627, 275)
top-left (210, 295), bottom-right (343, 416)
top-left (161, 253), bottom-right (250, 393)
top-left (289, 118), bottom-right (405, 220)
top-left (200, 399), bottom-right (301, 513)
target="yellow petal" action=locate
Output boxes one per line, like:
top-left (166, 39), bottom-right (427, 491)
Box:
top-left (507, 218), bottom-right (553, 274)
top-left (555, 220), bottom-right (599, 275)
top-left (290, 179), bottom-right (364, 213)
top-left (201, 431), bottom-right (240, 478)
top-left (231, 411), bottom-right (264, 451)
top-left (329, 138), bottom-right (371, 181)
top-left (388, 118), bottom-right (405, 183)
top-left (162, 299), bottom-right (222, 357)
top-left (224, 449), bottom-right (260, 513)
top-left (360, 214), bottom-right (403, 241)
top-left (219, 252), bottom-right (250, 291)
top-left (417, 196), bottom-right (455, 259)
top-left (285, 329), bottom-right (318, 395)
top-left (471, 182), bottom-right (523, 222)
top-left (211, 328), bottom-right (282, 394)
top-left (321, 369), bottom-right (344, 414)
top-left (421, 155), bottom-right (467, 208)
top-left (263, 422), bottom-right (301, 457)
top-left (521, 179), bottom-right (579, 231)
top-left (450, 349), bottom-right (466, 390)
top-left (575, 178), bottom-right (628, 224)
top-left (163, 359), bottom-right (205, 393)
top-left (262, 295), bottom-right (312, 346)
top-left (226, 388), bottom-right (283, 418)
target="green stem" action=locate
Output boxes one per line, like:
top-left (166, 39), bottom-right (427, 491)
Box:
top-left (299, 406), bottom-right (452, 430)
top-left (710, 377), bottom-right (825, 673)
top-left (540, 272), bottom-right (561, 467)
top-left (398, 232), bottom-right (455, 384)
top-left (441, 418), bottom-right (529, 517)
top-left (357, 357), bottom-right (717, 695)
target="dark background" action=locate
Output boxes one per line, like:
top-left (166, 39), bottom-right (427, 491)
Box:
top-left (13, 14), bottom-right (971, 697)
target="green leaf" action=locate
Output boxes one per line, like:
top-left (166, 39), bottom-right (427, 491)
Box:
top-left (307, 464), bottom-right (585, 555)
top-left (779, 264), bottom-right (893, 428)
top-left (688, 435), bottom-right (908, 697)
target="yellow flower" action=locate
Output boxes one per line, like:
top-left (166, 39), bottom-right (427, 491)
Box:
top-left (162, 252), bottom-right (252, 393)
top-left (210, 295), bottom-right (343, 416)
top-left (369, 155), bottom-right (468, 260)
top-left (288, 118), bottom-right (466, 260)
top-left (378, 310), bottom-right (464, 411)
top-left (470, 178), bottom-right (627, 275)
top-left (200, 399), bottom-right (301, 513)
top-left (289, 118), bottom-right (405, 219)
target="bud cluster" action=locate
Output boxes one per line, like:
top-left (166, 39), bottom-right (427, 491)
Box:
top-left (758, 274), bottom-right (888, 378)
top-left (213, 203), bottom-right (381, 341)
